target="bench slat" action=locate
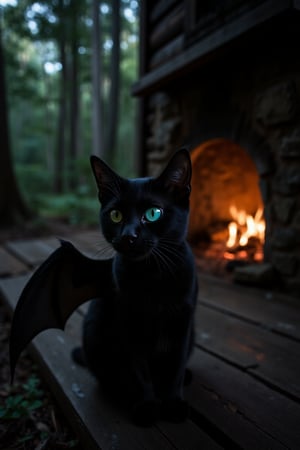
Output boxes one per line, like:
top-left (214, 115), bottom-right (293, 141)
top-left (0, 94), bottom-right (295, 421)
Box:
top-left (186, 348), bottom-right (300, 449)
top-left (0, 274), bottom-right (219, 449)
top-left (195, 304), bottom-right (300, 399)
top-left (70, 231), bottom-right (115, 260)
top-left (5, 238), bottom-right (59, 267)
top-left (198, 273), bottom-right (300, 340)
top-left (0, 246), bottom-right (28, 276)
top-left (1, 238), bottom-right (299, 450)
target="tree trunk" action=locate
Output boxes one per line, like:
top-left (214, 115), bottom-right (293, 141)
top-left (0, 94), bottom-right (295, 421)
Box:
top-left (54, 0), bottom-right (68, 194)
top-left (0, 29), bottom-right (31, 226)
top-left (69, 0), bottom-right (80, 189)
top-left (91, 0), bottom-right (103, 157)
top-left (106, 0), bottom-right (121, 163)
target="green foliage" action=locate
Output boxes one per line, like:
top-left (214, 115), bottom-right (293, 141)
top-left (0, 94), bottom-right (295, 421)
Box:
top-left (0, 375), bottom-right (43, 420)
top-left (16, 164), bottom-right (52, 196)
top-left (37, 193), bottom-right (99, 225)
top-left (13, 148), bottom-right (99, 224)
top-left (16, 161), bottom-right (99, 225)
top-left (0, 374), bottom-right (79, 446)
top-left (2, 0), bottom-right (139, 225)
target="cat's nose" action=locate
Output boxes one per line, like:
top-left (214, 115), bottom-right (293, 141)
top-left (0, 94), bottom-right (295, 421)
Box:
top-left (125, 235), bottom-right (137, 244)
top-left (121, 234), bottom-right (138, 247)
top-left (113, 233), bottom-right (138, 253)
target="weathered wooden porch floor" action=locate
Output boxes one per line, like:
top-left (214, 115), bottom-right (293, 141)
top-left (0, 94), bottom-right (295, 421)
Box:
top-left (0, 231), bottom-right (299, 449)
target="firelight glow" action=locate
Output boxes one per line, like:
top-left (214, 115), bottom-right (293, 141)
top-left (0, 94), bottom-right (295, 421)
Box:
top-left (226, 205), bottom-right (265, 249)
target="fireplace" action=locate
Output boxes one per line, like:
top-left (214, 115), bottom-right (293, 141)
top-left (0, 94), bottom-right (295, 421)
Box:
top-left (189, 139), bottom-right (265, 279)
top-left (133, 1), bottom-right (300, 297)
top-left (189, 139), bottom-right (263, 242)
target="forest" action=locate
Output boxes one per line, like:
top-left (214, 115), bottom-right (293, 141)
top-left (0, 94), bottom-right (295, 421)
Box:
top-left (0, 0), bottom-right (139, 228)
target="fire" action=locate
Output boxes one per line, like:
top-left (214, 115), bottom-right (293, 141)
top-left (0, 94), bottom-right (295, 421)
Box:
top-left (226, 206), bottom-right (265, 258)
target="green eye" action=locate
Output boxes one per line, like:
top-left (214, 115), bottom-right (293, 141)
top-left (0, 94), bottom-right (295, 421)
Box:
top-left (110, 209), bottom-right (123, 223)
top-left (144, 207), bottom-right (162, 222)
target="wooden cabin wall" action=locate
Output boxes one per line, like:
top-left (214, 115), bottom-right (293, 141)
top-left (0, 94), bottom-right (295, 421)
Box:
top-left (145, 0), bottom-right (184, 71)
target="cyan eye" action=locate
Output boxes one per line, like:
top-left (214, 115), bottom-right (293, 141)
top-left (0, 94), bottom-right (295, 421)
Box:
top-left (110, 209), bottom-right (123, 223)
top-left (144, 207), bottom-right (162, 222)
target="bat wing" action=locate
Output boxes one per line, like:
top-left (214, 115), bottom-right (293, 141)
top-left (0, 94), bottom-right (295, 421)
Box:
top-left (10, 239), bottom-right (113, 380)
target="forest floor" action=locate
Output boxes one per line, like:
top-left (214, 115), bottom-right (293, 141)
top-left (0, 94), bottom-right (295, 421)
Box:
top-left (0, 220), bottom-right (93, 450)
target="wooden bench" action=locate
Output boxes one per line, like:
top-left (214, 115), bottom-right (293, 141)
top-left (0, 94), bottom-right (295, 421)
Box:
top-left (1, 231), bottom-right (300, 449)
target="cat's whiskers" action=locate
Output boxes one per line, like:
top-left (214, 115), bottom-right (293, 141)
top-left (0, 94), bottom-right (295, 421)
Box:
top-left (143, 239), bottom-right (161, 271)
top-left (91, 243), bottom-right (115, 260)
top-left (151, 246), bottom-right (178, 278)
top-left (143, 236), bottom-right (186, 277)
top-left (155, 240), bottom-right (189, 278)
top-left (149, 248), bottom-right (164, 277)
top-left (151, 247), bottom-right (169, 276)
top-left (159, 236), bottom-right (186, 248)
top-left (158, 239), bottom-right (187, 266)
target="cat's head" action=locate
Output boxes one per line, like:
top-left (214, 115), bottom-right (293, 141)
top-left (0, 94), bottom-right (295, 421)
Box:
top-left (90, 149), bottom-right (192, 261)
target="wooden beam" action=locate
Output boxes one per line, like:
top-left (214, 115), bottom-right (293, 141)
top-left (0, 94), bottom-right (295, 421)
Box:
top-left (132, 0), bottom-right (296, 96)
top-left (149, 4), bottom-right (183, 51)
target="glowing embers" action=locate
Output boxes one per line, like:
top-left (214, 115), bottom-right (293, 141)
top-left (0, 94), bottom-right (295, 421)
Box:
top-left (224, 206), bottom-right (265, 262)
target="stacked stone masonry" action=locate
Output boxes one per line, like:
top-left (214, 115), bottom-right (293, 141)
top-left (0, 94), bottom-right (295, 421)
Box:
top-left (144, 52), bottom-right (300, 297)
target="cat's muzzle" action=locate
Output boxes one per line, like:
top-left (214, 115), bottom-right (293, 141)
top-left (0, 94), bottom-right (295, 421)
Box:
top-left (112, 234), bottom-right (137, 253)
top-left (112, 235), bottom-right (150, 260)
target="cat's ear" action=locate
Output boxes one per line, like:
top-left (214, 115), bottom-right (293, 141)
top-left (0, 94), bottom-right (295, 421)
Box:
top-left (90, 155), bottom-right (123, 203)
top-left (156, 149), bottom-right (192, 196)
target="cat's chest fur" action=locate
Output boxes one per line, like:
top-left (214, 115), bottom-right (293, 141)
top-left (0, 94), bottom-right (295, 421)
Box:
top-left (111, 251), bottom-right (196, 352)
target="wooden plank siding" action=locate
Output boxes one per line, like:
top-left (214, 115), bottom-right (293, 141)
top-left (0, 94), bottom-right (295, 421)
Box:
top-left (145, 0), bottom-right (184, 72)
top-left (0, 232), bottom-right (300, 449)
top-left (149, 5), bottom-right (184, 50)
top-left (132, 1), bottom-right (297, 96)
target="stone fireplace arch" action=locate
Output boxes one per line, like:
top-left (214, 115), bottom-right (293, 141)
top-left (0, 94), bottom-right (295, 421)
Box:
top-left (188, 138), bottom-right (263, 241)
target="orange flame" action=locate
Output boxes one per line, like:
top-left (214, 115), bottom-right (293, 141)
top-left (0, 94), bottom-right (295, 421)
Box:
top-left (226, 206), bottom-right (265, 249)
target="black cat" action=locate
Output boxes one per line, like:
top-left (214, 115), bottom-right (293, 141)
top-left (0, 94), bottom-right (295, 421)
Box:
top-left (75, 149), bottom-right (198, 426)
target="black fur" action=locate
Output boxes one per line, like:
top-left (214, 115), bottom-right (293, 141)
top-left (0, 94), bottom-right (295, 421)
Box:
top-left (76, 149), bottom-right (198, 426)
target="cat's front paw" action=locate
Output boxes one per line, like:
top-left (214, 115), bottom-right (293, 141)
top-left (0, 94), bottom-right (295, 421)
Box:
top-left (161, 397), bottom-right (189, 423)
top-left (132, 399), bottom-right (160, 427)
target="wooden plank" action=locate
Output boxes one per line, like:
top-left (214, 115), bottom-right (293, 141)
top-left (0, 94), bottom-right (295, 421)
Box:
top-left (0, 274), bottom-right (31, 305)
top-left (30, 332), bottom-right (178, 450)
top-left (149, 4), bottom-right (184, 50)
top-left (150, 0), bottom-right (179, 24)
top-left (0, 276), bottom-right (172, 449)
top-left (149, 35), bottom-right (184, 70)
top-left (197, 273), bottom-right (300, 340)
top-left (196, 304), bottom-right (261, 369)
top-left (70, 231), bottom-right (115, 260)
top-left (195, 304), bottom-right (300, 399)
top-left (5, 238), bottom-right (59, 267)
top-left (157, 420), bottom-right (221, 450)
top-left (0, 273), bottom-right (82, 345)
top-left (132, 1), bottom-right (291, 96)
top-left (2, 248), bottom-right (299, 448)
top-left (77, 300), bottom-right (92, 317)
top-left (186, 348), bottom-right (300, 449)
top-left (1, 275), bottom-right (220, 449)
top-left (0, 246), bottom-right (28, 276)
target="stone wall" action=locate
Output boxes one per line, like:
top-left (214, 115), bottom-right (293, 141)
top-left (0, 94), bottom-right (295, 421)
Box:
top-left (144, 44), bottom-right (300, 297)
